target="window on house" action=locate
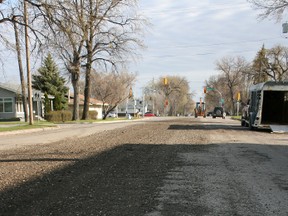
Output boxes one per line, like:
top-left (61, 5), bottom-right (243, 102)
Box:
top-left (0, 98), bottom-right (13, 113)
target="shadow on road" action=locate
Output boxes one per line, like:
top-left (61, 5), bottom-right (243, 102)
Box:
top-left (0, 144), bottom-right (181, 215)
top-left (0, 143), bottom-right (287, 215)
top-left (168, 124), bottom-right (272, 133)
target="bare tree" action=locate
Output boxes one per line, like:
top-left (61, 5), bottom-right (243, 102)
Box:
top-left (13, 17), bottom-right (29, 122)
top-left (151, 76), bottom-right (193, 116)
top-left (204, 75), bottom-right (224, 110)
top-left (265, 45), bottom-right (288, 81)
top-left (249, 45), bottom-right (288, 82)
top-left (28, 0), bottom-right (146, 120)
top-left (90, 71), bottom-right (136, 119)
top-left (31, 1), bottom-right (88, 120)
top-left (81, 0), bottom-right (146, 120)
top-left (248, 0), bottom-right (288, 21)
top-left (215, 56), bottom-right (250, 115)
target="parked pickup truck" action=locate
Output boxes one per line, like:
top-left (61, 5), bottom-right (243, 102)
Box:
top-left (241, 81), bottom-right (288, 133)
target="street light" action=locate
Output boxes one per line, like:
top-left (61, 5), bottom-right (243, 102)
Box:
top-left (214, 89), bottom-right (223, 107)
top-left (207, 87), bottom-right (223, 107)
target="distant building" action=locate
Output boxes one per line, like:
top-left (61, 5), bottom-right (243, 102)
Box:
top-left (117, 98), bottom-right (148, 117)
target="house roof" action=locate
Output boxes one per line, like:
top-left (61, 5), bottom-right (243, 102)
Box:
top-left (68, 94), bottom-right (107, 106)
top-left (0, 83), bottom-right (22, 94)
top-left (0, 83), bottom-right (54, 99)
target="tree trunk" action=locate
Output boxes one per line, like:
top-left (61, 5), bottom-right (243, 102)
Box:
top-left (72, 72), bottom-right (80, 121)
top-left (82, 54), bottom-right (92, 120)
top-left (24, 0), bottom-right (34, 125)
top-left (13, 21), bottom-right (28, 122)
top-left (82, 2), bottom-right (93, 120)
top-left (229, 87), bottom-right (235, 116)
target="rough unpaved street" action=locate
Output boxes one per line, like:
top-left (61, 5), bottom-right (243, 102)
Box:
top-left (0, 117), bottom-right (288, 216)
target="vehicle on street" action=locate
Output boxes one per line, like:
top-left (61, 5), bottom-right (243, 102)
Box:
top-left (241, 81), bottom-right (288, 132)
top-left (194, 101), bottom-right (206, 118)
top-left (212, 107), bottom-right (225, 119)
top-left (144, 112), bottom-right (155, 117)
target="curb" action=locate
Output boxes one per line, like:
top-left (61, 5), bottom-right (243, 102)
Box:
top-left (0, 126), bottom-right (60, 136)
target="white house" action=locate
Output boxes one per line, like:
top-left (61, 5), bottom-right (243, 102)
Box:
top-left (68, 93), bottom-right (108, 119)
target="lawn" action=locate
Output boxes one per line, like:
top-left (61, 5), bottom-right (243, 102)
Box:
top-left (0, 117), bottom-right (134, 132)
top-left (0, 121), bottom-right (56, 132)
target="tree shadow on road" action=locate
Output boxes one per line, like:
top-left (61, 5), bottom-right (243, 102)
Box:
top-left (0, 143), bottom-right (185, 215)
top-left (0, 142), bottom-right (287, 215)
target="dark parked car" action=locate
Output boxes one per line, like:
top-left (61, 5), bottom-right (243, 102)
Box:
top-left (212, 107), bottom-right (226, 119)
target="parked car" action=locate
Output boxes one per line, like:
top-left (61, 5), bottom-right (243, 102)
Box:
top-left (212, 107), bottom-right (226, 119)
top-left (107, 112), bottom-right (117, 118)
top-left (144, 112), bottom-right (155, 117)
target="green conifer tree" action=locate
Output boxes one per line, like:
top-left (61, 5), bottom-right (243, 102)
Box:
top-left (252, 45), bottom-right (269, 83)
top-left (32, 53), bottom-right (68, 111)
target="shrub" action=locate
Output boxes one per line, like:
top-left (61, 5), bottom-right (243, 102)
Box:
top-left (0, 118), bottom-right (21, 122)
top-left (79, 111), bottom-right (98, 120)
top-left (45, 110), bottom-right (72, 122)
top-left (88, 111), bottom-right (98, 120)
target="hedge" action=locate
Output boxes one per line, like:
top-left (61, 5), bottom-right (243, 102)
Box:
top-left (46, 110), bottom-right (98, 122)
top-left (45, 110), bottom-right (72, 122)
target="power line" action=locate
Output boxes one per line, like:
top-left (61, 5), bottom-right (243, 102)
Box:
top-left (140, 2), bottom-right (250, 15)
top-left (147, 49), bottom-right (261, 59)
top-left (146, 37), bottom-right (283, 51)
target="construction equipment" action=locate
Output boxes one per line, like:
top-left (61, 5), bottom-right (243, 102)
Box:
top-left (194, 99), bottom-right (206, 118)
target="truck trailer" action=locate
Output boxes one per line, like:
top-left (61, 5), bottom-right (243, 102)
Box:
top-left (241, 81), bottom-right (288, 133)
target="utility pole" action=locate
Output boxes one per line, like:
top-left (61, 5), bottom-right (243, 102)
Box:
top-left (24, 0), bottom-right (34, 125)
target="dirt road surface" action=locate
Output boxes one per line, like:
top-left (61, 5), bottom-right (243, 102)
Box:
top-left (0, 117), bottom-right (287, 215)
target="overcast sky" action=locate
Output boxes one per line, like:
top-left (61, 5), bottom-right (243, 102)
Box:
top-left (0, 0), bottom-right (287, 101)
top-left (131, 0), bottom-right (287, 100)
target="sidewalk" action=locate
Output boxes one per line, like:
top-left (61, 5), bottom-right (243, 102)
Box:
top-left (0, 120), bottom-right (145, 151)
top-left (0, 117), bottom-right (146, 136)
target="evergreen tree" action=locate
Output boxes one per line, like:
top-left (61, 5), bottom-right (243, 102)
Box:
top-left (251, 45), bottom-right (269, 84)
top-left (44, 93), bottom-right (51, 116)
top-left (32, 53), bottom-right (68, 110)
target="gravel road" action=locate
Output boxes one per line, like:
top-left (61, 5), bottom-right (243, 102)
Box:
top-left (0, 117), bottom-right (287, 215)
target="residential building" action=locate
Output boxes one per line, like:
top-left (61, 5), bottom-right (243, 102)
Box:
top-left (0, 83), bottom-right (54, 120)
top-left (67, 93), bottom-right (107, 119)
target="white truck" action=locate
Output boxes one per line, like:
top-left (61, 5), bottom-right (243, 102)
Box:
top-left (241, 81), bottom-right (288, 133)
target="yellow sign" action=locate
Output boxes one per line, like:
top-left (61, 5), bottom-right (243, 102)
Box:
top-left (164, 78), bottom-right (168, 86)
top-left (237, 92), bottom-right (241, 101)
